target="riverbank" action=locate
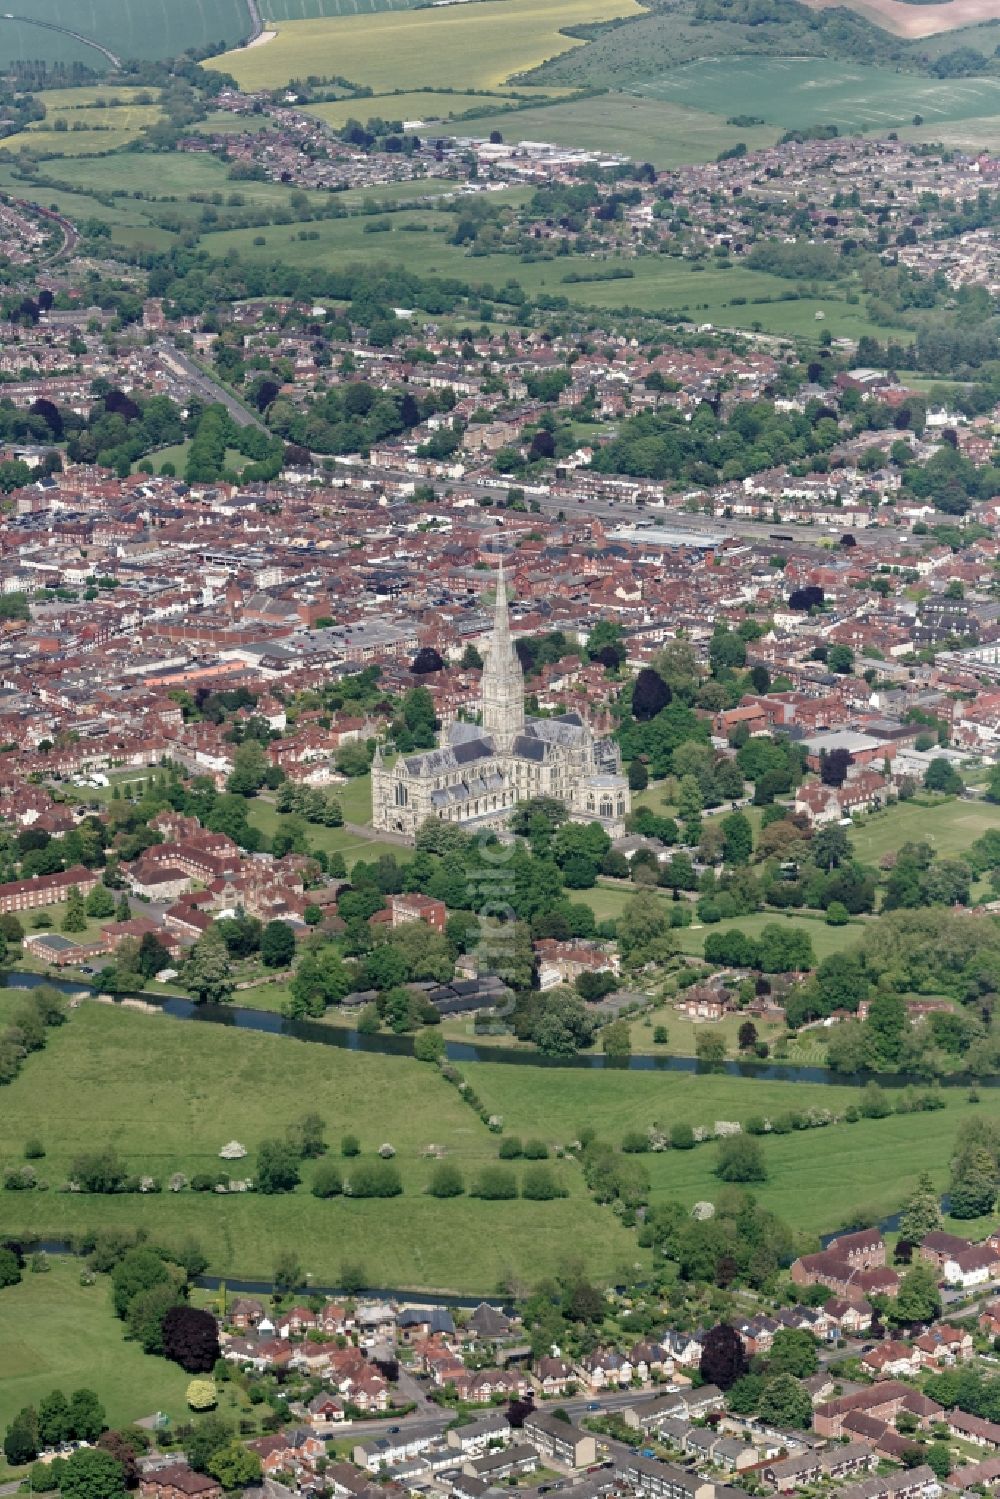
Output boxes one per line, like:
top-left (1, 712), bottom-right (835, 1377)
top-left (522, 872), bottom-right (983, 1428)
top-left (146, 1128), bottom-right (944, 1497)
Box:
top-left (4, 969), bottom-right (997, 1086)
top-left (0, 994), bottom-right (993, 1293)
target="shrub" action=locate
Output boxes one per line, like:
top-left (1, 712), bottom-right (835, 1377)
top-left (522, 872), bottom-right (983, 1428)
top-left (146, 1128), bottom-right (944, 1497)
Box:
top-left (311, 1162), bottom-right (343, 1198)
top-left (427, 1162), bottom-right (464, 1198)
top-left (191, 1172), bottom-right (228, 1192)
top-left (621, 1131), bottom-right (649, 1153)
top-left (671, 1122), bottom-right (696, 1150)
top-left (715, 1135), bottom-right (768, 1183)
top-left (347, 1161), bottom-right (402, 1198)
top-left (24, 1138), bottom-right (45, 1159)
top-left (413, 1028), bottom-right (445, 1063)
top-left (470, 1167), bottom-right (518, 1200)
top-left (341, 1133), bottom-right (361, 1157)
top-left (522, 1139), bottom-right (549, 1159)
top-left (498, 1137), bottom-right (523, 1159)
top-left (186, 1378), bottom-right (217, 1411)
top-left (521, 1166), bottom-right (567, 1201)
top-left (4, 1165), bottom-right (37, 1190)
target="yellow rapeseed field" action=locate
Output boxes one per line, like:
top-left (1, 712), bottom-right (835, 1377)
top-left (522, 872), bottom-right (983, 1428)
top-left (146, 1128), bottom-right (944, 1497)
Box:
top-left (212, 0), bottom-right (645, 94)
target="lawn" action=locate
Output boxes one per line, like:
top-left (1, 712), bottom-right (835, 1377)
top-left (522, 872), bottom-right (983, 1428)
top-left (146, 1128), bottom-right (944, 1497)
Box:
top-left (631, 56), bottom-right (1000, 134)
top-left (453, 93), bottom-right (780, 169)
top-left (629, 1007), bottom-right (788, 1058)
top-left (212, 0), bottom-right (646, 94)
top-left (246, 776), bottom-right (394, 867)
top-left (0, 1258), bottom-right (192, 1453)
top-left (674, 909), bottom-right (864, 963)
top-left (19, 897), bottom-right (122, 948)
top-left (575, 883), bottom-right (863, 963)
top-left (468, 1062), bottom-right (991, 1236)
top-left (0, 1004), bottom-right (639, 1292)
top-left (850, 795), bottom-right (1000, 866)
top-left (131, 443), bottom-right (251, 477)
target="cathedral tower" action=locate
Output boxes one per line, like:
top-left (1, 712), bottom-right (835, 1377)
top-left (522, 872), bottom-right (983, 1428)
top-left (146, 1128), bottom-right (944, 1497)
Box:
top-left (481, 556), bottom-right (524, 748)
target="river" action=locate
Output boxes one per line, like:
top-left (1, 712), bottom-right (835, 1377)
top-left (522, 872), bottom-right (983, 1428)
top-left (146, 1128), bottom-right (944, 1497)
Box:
top-left (4, 968), bottom-right (996, 1088)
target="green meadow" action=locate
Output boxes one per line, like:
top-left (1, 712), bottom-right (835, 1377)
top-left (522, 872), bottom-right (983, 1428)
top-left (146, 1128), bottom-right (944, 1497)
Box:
top-left (0, 1005), bottom-right (639, 1293)
top-left (469, 1062), bottom-right (991, 1236)
top-left (0, 1258), bottom-right (192, 1453)
top-left (632, 56), bottom-right (1000, 134)
top-left (455, 93), bottom-right (780, 168)
top-left (201, 214), bottom-right (910, 340)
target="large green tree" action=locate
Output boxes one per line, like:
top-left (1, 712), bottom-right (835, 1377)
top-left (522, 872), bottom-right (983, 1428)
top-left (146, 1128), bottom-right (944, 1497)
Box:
top-left (898, 1171), bottom-right (942, 1243)
top-left (891, 1262), bottom-right (941, 1325)
top-left (183, 924), bottom-right (234, 1005)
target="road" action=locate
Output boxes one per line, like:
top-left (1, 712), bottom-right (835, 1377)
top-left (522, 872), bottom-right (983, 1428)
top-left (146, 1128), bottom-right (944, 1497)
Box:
top-left (526, 489), bottom-right (911, 553)
top-left (325, 1380), bottom-right (647, 1446)
top-left (156, 341), bottom-right (267, 433)
top-left (357, 465), bottom-right (913, 555)
top-left (134, 371), bottom-right (910, 559)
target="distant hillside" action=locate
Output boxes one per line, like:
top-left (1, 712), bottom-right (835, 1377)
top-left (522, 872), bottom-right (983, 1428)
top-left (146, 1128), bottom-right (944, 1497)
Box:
top-left (522, 0), bottom-right (1000, 87)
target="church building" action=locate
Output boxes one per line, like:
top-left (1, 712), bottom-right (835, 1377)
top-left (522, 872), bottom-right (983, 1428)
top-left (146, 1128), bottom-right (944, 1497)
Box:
top-left (371, 561), bottom-right (631, 840)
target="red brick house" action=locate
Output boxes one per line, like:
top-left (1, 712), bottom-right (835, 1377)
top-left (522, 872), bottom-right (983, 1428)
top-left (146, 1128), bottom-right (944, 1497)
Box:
top-left (140, 1467), bottom-right (222, 1499)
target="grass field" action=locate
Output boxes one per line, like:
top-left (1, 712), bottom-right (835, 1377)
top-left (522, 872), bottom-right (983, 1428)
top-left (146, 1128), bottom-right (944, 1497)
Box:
top-left (213, 0), bottom-right (646, 94)
top-left (632, 57), bottom-right (1000, 134)
top-left (0, 1004), bottom-right (639, 1291)
top-left (0, 0), bottom-right (251, 66)
top-left (455, 93), bottom-right (780, 168)
top-left (200, 214), bottom-right (910, 340)
top-left (576, 883), bottom-right (864, 962)
top-left (469, 1062), bottom-right (991, 1236)
top-left (31, 149), bottom-right (330, 208)
top-left (307, 92), bottom-right (516, 128)
top-left (0, 86), bottom-right (164, 156)
top-left (894, 113), bottom-right (1000, 153)
top-left (0, 1258), bottom-right (192, 1449)
top-left (851, 795), bottom-right (1000, 866)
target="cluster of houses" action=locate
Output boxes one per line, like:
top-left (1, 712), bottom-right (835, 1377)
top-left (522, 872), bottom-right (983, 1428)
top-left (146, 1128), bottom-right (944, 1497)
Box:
top-left (115, 1236), bottom-right (1000, 1499)
top-left (791, 1228), bottom-right (1000, 1302)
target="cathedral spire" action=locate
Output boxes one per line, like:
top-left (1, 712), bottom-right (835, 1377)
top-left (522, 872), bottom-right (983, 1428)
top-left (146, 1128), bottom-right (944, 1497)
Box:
top-left (481, 552), bottom-right (524, 745)
top-left (494, 554), bottom-right (509, 637)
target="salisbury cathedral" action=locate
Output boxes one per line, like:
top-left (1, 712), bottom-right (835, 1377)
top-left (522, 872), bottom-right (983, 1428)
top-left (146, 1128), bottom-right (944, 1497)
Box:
top-left (372, 561), bottom-right (631, 841)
